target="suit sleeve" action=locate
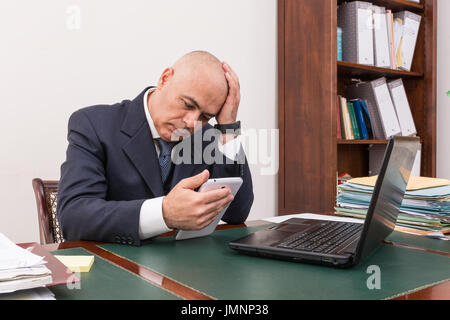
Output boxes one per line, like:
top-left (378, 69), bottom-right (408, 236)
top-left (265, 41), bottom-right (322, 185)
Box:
top-left (57, 110), bottom-right (144, 245)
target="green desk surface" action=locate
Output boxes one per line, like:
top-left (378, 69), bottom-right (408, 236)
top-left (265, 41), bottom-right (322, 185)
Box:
top-left (49, 248), bottom-right (180, 300)
top-left (100, 226), bottom-right (450, 300)
top-left (386, 231), bottom-right (450, 253)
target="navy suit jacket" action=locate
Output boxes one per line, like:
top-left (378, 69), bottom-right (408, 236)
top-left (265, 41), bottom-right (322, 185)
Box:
top-left (57, 88), bottom-right (254, 246)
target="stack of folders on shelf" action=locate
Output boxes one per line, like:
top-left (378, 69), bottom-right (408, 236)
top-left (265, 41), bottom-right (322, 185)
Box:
top-left (0, 232), bottom-right (52, 294)
top-left (337, 1), bottom-right (421, 71)
top-left (338, 77), bottom-right (416, 140)
top-left (335, 176), bottom-right (450, 240)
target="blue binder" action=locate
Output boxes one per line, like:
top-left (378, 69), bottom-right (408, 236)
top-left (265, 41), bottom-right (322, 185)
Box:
top-left (359, 100), bottom-right (373, 138)
top-left (351, 99), bottom-right (369, 140)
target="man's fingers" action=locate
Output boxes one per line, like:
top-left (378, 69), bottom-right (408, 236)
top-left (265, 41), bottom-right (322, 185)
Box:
top-left (200, 187), bottom-right (231, 204)
top-left (223, 62), bottom-right (240, 88)
top-left (202, 193), bottom-right (234, 216)
top-left (179, 169), bottom-right (209, 189)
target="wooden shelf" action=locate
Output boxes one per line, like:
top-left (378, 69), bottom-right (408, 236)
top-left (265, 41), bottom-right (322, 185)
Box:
top-left (337, 0), bottom-right (423, 12)
top-left (337, 139), bottom-right (389, 145)
top-left (337, 61), bottom-right (423, 80)
top-left (278, 0), bottom-right (435, 216)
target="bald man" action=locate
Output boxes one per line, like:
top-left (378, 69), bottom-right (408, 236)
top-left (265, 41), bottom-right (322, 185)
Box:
top-left (57, 51), bottom-right (254, 245)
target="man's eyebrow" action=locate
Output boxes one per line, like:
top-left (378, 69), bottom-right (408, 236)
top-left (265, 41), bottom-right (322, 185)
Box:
top-left (181, 95), bottom-right (215, 118)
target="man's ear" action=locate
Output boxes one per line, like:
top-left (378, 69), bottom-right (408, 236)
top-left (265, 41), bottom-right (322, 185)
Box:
top-left (157, 67), bottom-right (174, 88)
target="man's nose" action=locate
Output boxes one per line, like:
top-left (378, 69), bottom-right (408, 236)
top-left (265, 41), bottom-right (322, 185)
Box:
top-left (184, 110), bottom-right (201, 128)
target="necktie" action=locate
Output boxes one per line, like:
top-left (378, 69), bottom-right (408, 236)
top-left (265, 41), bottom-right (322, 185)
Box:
top-left (156, 138), bottom-right (175, 184)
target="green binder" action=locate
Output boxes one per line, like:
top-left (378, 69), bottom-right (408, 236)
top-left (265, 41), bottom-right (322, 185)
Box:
top-left (347, 102), bottom-right (361, 139)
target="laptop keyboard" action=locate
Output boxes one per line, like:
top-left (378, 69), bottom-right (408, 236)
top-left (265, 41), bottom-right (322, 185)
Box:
top-left (277, 221), bottom-right (363, 253)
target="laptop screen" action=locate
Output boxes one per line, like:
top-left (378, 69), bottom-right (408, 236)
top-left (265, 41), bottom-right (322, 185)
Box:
top-left (355, 136), bottom-right (420, 262)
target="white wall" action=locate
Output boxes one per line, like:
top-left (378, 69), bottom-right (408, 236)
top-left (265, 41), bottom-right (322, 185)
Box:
top-left (437, 0), bottom-right (450, 179)
top-left (0, 0), bottom-right (278, 243)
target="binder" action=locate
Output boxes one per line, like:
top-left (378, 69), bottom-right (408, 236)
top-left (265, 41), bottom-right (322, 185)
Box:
top-left (387, 79), bottom-right (417, 136)
top-left (360, 100), bottom-right (373, 138)
top-left (372, 6), bottom-right (391, 68)
top-left (394, 11), bottom-right (422, 71)
top-left (338, 1), bottom-right (374, 65)
top-left (351, 99), bottom-right (369, 139)
top-left (346, 77), bottom-right (401, 139)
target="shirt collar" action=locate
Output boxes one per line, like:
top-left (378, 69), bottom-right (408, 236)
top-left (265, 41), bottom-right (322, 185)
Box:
top-left (143, 88), bottom-right (160, 139)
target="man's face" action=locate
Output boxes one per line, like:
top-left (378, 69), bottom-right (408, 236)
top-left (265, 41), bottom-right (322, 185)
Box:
top-left (151, 67), bottom-right (227, 142)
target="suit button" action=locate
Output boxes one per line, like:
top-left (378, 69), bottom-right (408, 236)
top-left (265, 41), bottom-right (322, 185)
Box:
top-left (114, 236), bottom-right (121, 243)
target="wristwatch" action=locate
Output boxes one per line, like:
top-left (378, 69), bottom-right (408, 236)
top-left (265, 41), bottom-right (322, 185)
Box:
top-left (214, 121), bottom-right (241, 135)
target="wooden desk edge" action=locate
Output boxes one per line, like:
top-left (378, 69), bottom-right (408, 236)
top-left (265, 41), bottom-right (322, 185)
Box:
top-left (42, 218), bottom-right (449, 300)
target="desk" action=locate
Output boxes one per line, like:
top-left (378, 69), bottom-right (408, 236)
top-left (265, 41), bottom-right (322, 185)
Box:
top-left (38, 218), bottom-right (450, 300)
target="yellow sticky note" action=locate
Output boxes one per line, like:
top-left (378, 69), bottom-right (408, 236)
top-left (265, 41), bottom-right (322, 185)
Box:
top-left (54, 255), bottom-right (95, 273)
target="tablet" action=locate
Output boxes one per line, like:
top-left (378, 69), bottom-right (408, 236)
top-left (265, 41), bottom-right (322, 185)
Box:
top-left (175, 177), bottom-right (243, 240)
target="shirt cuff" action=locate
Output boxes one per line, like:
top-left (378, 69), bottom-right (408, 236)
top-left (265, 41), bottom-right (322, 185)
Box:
top-left (139, 197), bottom-right (172, 240)
top-left (217, 135), bottom-right (241, 161)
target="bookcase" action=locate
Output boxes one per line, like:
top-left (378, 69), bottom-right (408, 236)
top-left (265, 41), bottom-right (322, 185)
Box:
top-left (277, 0), bottom-right (436, 215)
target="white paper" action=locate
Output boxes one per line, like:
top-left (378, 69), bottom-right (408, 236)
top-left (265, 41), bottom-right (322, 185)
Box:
top-left (0, 233), bottom-right (45, 270)
top-left (0, 287), bottom-right (55, 300)
top-left (263, 213), bottom-right (364, 224)
top-left (393, 18), bottom-right (404, 62)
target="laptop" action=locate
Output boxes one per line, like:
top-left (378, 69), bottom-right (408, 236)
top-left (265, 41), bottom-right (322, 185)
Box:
top-left (229, 136), bottom-right (420, 268)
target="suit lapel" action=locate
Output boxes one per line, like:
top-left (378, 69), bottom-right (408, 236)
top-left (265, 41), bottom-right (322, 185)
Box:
top-left (121, 88), bottom-right (164, 197)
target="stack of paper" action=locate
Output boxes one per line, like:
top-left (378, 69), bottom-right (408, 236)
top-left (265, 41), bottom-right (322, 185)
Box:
top-left (335, 177), bottom-right (450, 240)
top-left (0, 233), bottom-right (52, 294)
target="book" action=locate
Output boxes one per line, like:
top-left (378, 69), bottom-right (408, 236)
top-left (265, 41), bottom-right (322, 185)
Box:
top-left (337, 27), bottom-right (343, 61)
top-left (340, 96), bottom-right (353, 139)
top-left (347, 101), bottom-right (360, 139)
top-left (386, 9), bottom-right (396, 69)
top-left (337, 95), bottom-right (342, 139)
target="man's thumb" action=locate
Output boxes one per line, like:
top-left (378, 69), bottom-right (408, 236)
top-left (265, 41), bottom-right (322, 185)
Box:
top-left (181, 169), bottom-right (209, 189)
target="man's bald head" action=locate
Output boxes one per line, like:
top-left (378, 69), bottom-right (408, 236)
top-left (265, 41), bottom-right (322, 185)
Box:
top-left (149, 50), bottom-right (231, 141)
top-left (170, 51), bottom-right (229, 103)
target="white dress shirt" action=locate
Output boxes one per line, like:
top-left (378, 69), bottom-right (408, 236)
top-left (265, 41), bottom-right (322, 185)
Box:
top-left (138, 88), bottom-right (242, 240)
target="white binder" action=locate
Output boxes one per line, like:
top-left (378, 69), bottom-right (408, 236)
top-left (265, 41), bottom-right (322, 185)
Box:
top-left (387, 79), bottom-right (417, 136)
top-left (394, 11), bottom-right (422, 71)
top-left (346, 77), bottom-right (401, 139)
top-left (372, 78), bottom-right (402, 138)
top-left (338, 1), bottom-right (374, 65)
top-left (372, 6), bottom-right (391, 68)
